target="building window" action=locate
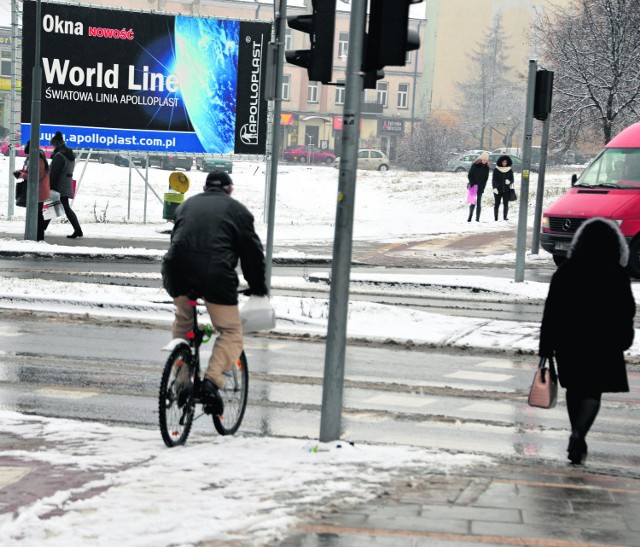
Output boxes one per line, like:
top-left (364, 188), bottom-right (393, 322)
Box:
top-left (308, 82), bottom-right (319, 103)
top-left (376, 82), bottom-right (388, 107)
top-left (338, 32), bottom-right (349, 60)
top-left (1, 51), bottom-right (11, 77)
top-left (397, 83), bottom-right (409, 109)
top-left (282, 74), bottom-right (291, 101)
top-left (335, 79), bottom-right (345, 105)
top-left (284, 28), bottom-right (293, 51)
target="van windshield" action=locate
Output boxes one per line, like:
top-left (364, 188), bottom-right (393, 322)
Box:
top-left (576, 149), bottom-right (640, 189)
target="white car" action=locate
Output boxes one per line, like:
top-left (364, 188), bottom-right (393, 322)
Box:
top-left (334, 149), bottom-right (390, 171)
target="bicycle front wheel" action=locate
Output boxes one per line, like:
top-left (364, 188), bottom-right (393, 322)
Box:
top-left (159, 345), bottom-right (194, 447)
top-left (213, 351), bottom-right (249, 435)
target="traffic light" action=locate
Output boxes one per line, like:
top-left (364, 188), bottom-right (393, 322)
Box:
top-left (285, 0), bottom-right (336, 84)
top-left (365, 0), bottom-right (422, 72)
top-left (534, 70), bottom-right (554, 121)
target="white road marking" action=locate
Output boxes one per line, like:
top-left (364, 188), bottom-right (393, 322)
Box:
top-left (445, 371), bottom-right (513, 383)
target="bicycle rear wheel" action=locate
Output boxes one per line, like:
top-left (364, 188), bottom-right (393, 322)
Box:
top-left (213, 351), bottom-right (249, 435)
top-left (159, 345), bottom-right (195, 447)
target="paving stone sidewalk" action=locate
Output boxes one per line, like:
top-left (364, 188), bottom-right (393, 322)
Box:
top-left (281, 459), bottom-right (640, 547)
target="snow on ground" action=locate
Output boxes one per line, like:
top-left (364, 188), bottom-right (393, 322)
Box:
top-left (0, 155), bottom-right (627, 546)
top-left (0, 410), bottom-right (490, 546)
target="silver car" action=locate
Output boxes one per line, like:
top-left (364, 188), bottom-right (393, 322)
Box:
top-left (334, 149), bottom-right (390, 171)
top-left (447, 153), bottom-right (479, 173)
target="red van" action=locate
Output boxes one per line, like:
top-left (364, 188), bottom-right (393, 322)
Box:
top-left (541, 122), bottom-right (640, 277)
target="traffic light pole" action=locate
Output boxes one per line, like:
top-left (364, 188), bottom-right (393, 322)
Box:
top-left (264, 0), bottom-right (287, 292)
top-left (531, 114), bottom-right (551, 254)
top-left (515, 60), bottom-right (537, 282)
top-left (319, 0), bottom-right (366, 442)
top-left (25, 0), bottom-right (43, 241)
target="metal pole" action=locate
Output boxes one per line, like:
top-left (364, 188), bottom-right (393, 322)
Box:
top-left (264, 0), bottom-right (286, 292)
top-left (25, 0), bottom-right (42, 241)
top-left (319, 0), bottom-right (365, 443)
top-left (531, 114), bottom-right (551, 254)
top-left (514, 60), bottom-right (536, 282)
top-left (7, 0), bottom-right (19, 219)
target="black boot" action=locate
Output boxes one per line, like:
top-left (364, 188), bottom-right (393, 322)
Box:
top-left (467, 205), bottom-right (474, 223)
top-left (201, 378), bottom-right (224, 416)
top-left (67, 230), bottom-right (83, 239)
top-left (568, 430), bottom-right (587, 465)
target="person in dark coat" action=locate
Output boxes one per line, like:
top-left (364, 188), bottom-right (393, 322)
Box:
top-left (49, 131), bottom-right (83, 238)
top-left (162, 170), bottom-right (268, 414)
top-left (466, 152), bottom-right (490, 222)
top-left (539, 218), bottom-right (635, 465)
top-left (14, 140), bottom-right (51, 241)
top-left (491, 155), bottom-right (514, 221)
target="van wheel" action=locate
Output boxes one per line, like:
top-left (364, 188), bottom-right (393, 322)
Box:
top-left (628, 240), bottom-right (640, 278)
top-left (552, 255), bottom-right (567, 267)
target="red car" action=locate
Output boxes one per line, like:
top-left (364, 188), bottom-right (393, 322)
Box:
top-left (283, 145), bottom-right (335, 165)
top-left (1, 134), bottom-right (54, 157)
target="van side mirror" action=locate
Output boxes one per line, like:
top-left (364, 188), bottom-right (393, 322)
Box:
top-left (571, 174), bottom-right (578, 186)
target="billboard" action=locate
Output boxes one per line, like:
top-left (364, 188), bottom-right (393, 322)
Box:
top-left (21, 1), bottom-right (270, 154)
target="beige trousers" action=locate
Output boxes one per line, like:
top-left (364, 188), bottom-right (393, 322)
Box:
top-left (172, 295), bottom-right (243, 389)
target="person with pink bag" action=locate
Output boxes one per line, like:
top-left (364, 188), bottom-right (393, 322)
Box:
top-left (466, 152), bottom-right (489, 222)
top-left (539, 218), bottom-right (635, 465)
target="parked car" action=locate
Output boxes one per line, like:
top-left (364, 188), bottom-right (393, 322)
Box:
top-left (541, 121), bottom-right (640, 275)
top-left (334, 149), bottom-right (390, 171)
top-left (488, 153), bottom-right (538, 173)
top-left (93, 151), bottom-right (148, 167)
top-left (463, 149), bottom-right (490, 157)
top-left (1, 133), bottom-right (54, 158)
top-left (196, 156), bottom-right (233, 173)
top-left (283, 146), bottom-right (335, 165)
top-left (447, 153), bottom-right (478, 173)
top-left (148, 153), bottom-right (193, 171)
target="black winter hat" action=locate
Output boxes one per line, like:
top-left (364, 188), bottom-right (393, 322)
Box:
top-left (50, 131), bottom-right (64, 146)
top-left (205, 170), bottom-right (233, 187)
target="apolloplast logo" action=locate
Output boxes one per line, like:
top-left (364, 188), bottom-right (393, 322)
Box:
top-left (240, 38), bottom-right (262, 146)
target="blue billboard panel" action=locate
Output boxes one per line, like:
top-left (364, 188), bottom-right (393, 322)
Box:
top-left (21, 1), bottom-right (270, 154)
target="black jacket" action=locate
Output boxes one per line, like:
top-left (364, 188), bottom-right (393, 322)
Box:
top-left (161, 186), bottom-right (267, 305)
top-left (467, 161), bottom-right (490, 193)
top-left (491, 155), bottom-right (514, 194)
top-left (539, 220), bottom-right (635, 393)
top-left (49, 144), bottom-right (76, 197)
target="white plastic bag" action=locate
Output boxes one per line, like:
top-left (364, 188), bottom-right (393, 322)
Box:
top-left (240, 296), bottom-right (276, 333)
top-left (43, 190), bottom-right (64, 220)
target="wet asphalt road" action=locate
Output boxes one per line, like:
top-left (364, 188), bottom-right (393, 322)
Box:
top-left (1, 312), bottom-right (639, 477)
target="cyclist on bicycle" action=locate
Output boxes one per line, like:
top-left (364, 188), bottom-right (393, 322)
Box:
top-left (161, 170), bottom-right (268, 415)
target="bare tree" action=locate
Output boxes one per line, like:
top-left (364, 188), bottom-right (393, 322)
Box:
top-left (397, 116), bottom-right (462, 172)
top-left (456, 13), bottom-right (523, 150)
top-left (533, 0), bottom-right (640, 146)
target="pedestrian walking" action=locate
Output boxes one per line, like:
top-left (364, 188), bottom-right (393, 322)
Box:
top-left (49, 131), bottom-right (83, 238)
top-left (491, 155), bottom-right (514, 221)
top-left (13, 140), bottom-right (51, 241)
top-left (539, 218), bottom-right (635, 465)
top-left (466, 152), bottom-right (490, 222)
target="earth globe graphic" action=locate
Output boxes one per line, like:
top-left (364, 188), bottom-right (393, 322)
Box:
top-left (175, 17), bottom-right (239, 154)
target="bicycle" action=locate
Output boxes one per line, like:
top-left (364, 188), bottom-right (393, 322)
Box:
top-left (158, 297), bottom-right (249, 447)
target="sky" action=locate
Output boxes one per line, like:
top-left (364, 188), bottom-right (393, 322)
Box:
top-left (2, 154), bottom-right (637, 545)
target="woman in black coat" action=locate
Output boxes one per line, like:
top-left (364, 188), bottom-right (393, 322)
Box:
top-left (466, 152), bottom-right (490, 222)
top-left (491, 155), bottom-right (514, 221)
top-left (539, 218), bottom-right (635, 465)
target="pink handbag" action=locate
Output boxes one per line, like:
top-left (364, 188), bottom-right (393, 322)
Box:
top-left (467, 184), bottom-right (478, 204)
top-left (528, 357), bottom-right (558, 409)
